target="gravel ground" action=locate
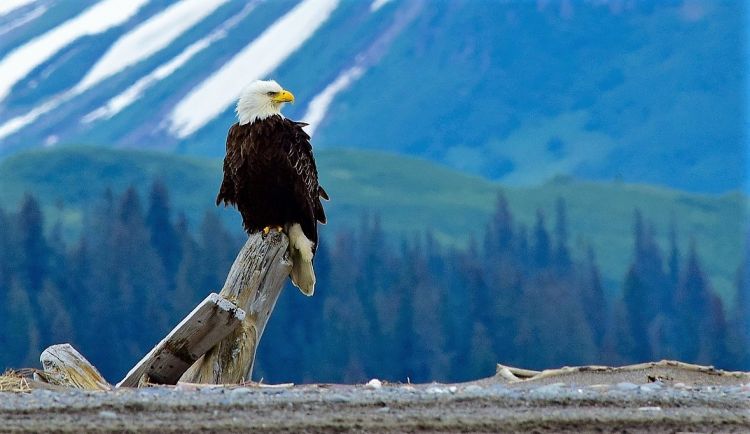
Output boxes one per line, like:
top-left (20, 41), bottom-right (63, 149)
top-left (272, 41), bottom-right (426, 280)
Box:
top-left (1, 380), bottom-right (749, 433)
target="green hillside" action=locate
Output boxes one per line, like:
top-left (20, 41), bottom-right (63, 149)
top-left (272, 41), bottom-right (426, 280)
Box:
top-left (0, 146), bottom-right (745, 299)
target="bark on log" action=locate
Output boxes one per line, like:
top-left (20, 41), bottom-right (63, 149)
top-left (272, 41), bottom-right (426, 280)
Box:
top-left (180, 231), bottom-right (292, 384)
top-left (39, 344), bottom-right (111, 390)
top-left (117, 293), bottom-right (246, 387)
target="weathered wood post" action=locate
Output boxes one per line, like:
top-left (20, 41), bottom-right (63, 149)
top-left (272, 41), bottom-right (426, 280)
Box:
top-left (117, 293), bottom-right (246, 387)
top-left (180, 231), bottom-right (292, 384)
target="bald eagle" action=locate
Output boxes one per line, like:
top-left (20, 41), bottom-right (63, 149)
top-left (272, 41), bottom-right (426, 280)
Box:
top-left (216, 80), bottom-right (328, 296)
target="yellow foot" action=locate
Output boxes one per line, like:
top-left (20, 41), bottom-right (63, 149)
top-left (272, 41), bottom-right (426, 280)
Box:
top-left (262, 226), bottom-right (283, 236)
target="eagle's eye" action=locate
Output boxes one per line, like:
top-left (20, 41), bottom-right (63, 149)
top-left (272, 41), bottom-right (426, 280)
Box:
top-left (267, 91), bottom-right (276, 96)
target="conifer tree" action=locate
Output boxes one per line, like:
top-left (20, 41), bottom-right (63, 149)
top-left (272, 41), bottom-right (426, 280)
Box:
top-left (146, 179), bottom-right (181, 280)
top-left (674, 243), bottom-right (729, 364)
top-left (392, 239), bottom-right (417, 381)
top-left (16, 194), bottom-right (47, 293)
top-left (667, 220), bottom-right (680, 291)
top-left (580, 247), bottom-right (606, 347)
top-left (1, 279), bottom-right (40, 367)
top-left (408, 236), bottom-right (449, 381)
top-left (196, 211), bottom-right (237, 294)
top-left (484, 193), bottom-right (514, 258)
top-left (515, 223), bottom-right (530, 267)
top-left (602, 300), bottom-right (639, 364)
top-left (67, 236), bottom-right (92, 333)
top-left (482, 199), bottom-right (524, 365)
top-left (322, 230), bottom-right (369, 382)
top-left (515, 274), bottom-right (597, 368)
top-left (554, 198), bottom-right (571, 268)
top-left (620, 266), bottom-right (651, 361)
top-left (532, 210), bottom-right (551, 269)
top-left (730, 244), bottom-right (749, 368)
top-left (615, 210), bottom-right (671, 362)
top-left (107, 187), bottom-right (169, 374)
top-left (0, 206), bottom-right (13, 292)
top-left (444, 240), bottom-right (484, 380)
top-left (356, 215), bottom-right (389, 368)
top-left (172, 213), bottom-right (201, 316)
top-left (36, 280), bottom-right (75, 347)
top-left (467, 322), bottom-right (497, 379)
top-left (76, 190), bottom-right (118, 372)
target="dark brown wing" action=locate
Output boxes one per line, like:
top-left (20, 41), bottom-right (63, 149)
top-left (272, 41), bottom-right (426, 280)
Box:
top-left (216, 123), bottom-right (244, 207)
top-left (286, 120), bottom-right (327, 226)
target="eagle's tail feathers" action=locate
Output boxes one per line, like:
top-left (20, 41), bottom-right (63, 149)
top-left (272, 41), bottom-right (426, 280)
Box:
top-left (288, 223), bottom-right (315, 296)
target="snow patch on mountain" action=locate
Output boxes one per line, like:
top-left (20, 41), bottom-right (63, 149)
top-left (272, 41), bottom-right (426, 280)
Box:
top-left (0, 97), bottom-right (57, 141)
top-left (75, 0), bottom-right (228, 94)
top-left (303, 66), bottom-right (364, 136)
top-left (167, 0), bottom-right (340, 138)
top-left (83, 2), bottom-right (259, 123)
top-left (0, 0), bottom-right (149, 103)
top-left (0, 4), bottom-right (47, 38)
top-left (303, 0), bottom-right (422, 137)
top-left (0, 0), bottom-right (37, 18)
top-left (370, 0), bottom-right (393, 12)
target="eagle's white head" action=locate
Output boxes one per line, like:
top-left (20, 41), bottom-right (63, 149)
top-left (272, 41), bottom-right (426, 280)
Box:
top-left (236, 79), bottom-right (295, 125)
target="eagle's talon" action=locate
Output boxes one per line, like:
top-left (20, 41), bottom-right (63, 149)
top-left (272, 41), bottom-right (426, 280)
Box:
top-left (275, 225), bottom-right (284, 233)
top-left (262, 226), bottom-right (271, 235)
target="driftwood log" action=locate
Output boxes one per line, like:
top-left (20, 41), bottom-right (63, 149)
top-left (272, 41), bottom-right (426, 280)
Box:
top-left (37, 344), bottom-right (111, 390)
top-left (117, 293), bottom-right (246, 387)
top-left (37, 232), bottom-right (292, 389)
top-left (180, 231), bottom-right (292, 384)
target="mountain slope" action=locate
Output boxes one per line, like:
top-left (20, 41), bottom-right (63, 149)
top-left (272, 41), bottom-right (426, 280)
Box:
top-left (0, 146), bottom-right (744, 300)
top-left (0, 0), bottom-right (743, 193)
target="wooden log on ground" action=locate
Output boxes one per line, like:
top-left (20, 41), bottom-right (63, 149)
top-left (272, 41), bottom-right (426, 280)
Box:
top-left (38, 344), bottom-right (111, 390)
top-left (117, 293), bottom-right (246, 387)
top-left (180, 231), bottom-right (292, 384)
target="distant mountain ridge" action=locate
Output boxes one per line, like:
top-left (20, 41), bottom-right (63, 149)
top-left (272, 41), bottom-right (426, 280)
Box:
top-left (0, 0), bottom-right (743, 192)
top-left (0, 146), bottom-right (745, 301)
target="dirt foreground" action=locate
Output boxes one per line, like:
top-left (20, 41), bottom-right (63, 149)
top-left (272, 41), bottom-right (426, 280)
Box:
top-left (1, 361), bottom-right (749, 433)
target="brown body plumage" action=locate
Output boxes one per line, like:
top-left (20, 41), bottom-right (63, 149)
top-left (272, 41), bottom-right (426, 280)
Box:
top-left (216, 115), bottom-right (328, 250)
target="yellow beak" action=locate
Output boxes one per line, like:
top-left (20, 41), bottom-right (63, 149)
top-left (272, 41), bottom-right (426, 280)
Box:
top-left (273, 89), bottom-right (295, 103)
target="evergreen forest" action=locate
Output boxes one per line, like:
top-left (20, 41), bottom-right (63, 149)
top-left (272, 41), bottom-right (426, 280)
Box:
top-left (0, 181), bottom-right (747, 383)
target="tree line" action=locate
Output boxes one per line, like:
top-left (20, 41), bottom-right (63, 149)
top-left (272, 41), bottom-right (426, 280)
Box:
top-left (0, 181), bottom-right (747, 383)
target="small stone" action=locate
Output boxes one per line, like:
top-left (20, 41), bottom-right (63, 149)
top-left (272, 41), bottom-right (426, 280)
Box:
top-left (365, 379), bottom-right (382, 389)
top-left (229, 388), bottom-right (253, 396)
top-left (376, 406), bottom-right (390, 413)
top-left (638, 406), bottom-right (662, 412)
top-left (175, 383), bottom-right (198, 392)
top-left (98, 410), bottom-right (117, 419)
top-left (448, 386), bottom-right (458, 394)
top-left (426, 386), bottom-right (448, 394)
